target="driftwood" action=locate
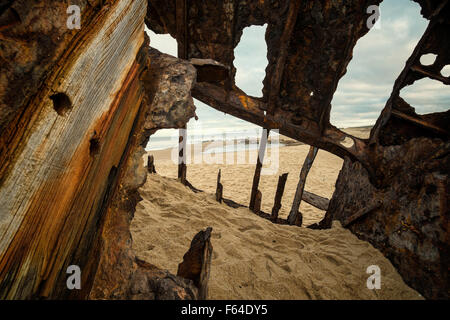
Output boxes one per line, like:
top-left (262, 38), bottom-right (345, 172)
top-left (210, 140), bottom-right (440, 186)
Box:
top-left (177, 227), bottom-right (213, 300)
top-left (271, 173), bottom-right (289, 221)
top-left (287, 146), bottom-right (318, 226)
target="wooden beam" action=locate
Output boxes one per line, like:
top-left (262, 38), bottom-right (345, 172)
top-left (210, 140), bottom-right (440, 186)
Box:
top-left (287, 146), bottom-right (319, 226)
top-left (267, 0), bottom-right (302, 115)
top-left (271, 173), bottom-right (289, 221)
top-left (249, 129), bottom-right (270, 211)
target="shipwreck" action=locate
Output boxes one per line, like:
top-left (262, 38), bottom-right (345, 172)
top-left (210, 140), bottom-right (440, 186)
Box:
top-left (0, 0), bottom-right (448, 299)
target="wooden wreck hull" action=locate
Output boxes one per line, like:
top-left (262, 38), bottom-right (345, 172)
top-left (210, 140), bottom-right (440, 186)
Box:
top-left (0, 0), bottom-right (199, 300)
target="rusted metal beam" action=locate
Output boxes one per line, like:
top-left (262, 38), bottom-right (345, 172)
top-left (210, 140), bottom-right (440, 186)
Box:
top-left (391, 109), bottom-right (450, 136)
top-left (302, 190), bottom-right (329, 211)
top-left (271, 173), bottom-right (289, 221)
top-left (287, 146), bottom-right (319, 226)
top-left (192, 82), bottom-right (371, 173)
top-left (176, 0), bottom-right (188, 59)
top-left (249, 129), bottom-right (270, 211)
top-left (267, 0), bottom-right (302, 115)
top-left (410, 65), bottom-right (450, 85)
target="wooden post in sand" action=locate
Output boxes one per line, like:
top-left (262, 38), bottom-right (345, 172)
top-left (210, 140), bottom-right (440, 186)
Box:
top-left (249, 128), bottom-right (270, 212)
top-left (271, 173), bottom-right (288, 221)
top-left (287, 146), bottom-right (318, 226)
top-left (178, 125), bottom-right (187, 185)
top-left (147, 155), bottom-right (156, 174)
top-left (216, 169), bottom-right (223, 203)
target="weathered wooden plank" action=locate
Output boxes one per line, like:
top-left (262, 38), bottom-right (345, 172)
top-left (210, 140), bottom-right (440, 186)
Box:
top-left (287, 146), bottom-right (319, 226)
top-left (0, 0), bottom-right (147, 299)
top-left (271, 173), bottom-right (289, 221)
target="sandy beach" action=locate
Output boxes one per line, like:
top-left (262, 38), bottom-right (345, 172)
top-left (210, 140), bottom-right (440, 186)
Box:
top-left (130, 127), bottom-right (421, 299)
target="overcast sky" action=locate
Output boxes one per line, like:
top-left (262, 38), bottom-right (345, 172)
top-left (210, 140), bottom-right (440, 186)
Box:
top-left (145, 0), bottom-right (449, 137)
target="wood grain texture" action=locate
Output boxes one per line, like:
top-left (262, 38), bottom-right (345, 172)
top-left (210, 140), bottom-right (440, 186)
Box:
top-left (0, 0), bottom-right (147, 299)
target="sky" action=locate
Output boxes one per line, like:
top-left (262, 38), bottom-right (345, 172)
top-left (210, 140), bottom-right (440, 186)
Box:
top-left (145, 0), bottom-right (449, 139)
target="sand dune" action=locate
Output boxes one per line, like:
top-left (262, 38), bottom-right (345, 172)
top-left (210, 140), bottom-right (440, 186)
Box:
top-left (131, 174), bottom-right (421, 299)
top-left (134, 128), bottom-right (421, 299)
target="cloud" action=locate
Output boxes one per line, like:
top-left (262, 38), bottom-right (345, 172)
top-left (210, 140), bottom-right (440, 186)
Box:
top-left (145, 27), bottom-right (178, 56)
top-left (330, 0), bottom-right (449, 127)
